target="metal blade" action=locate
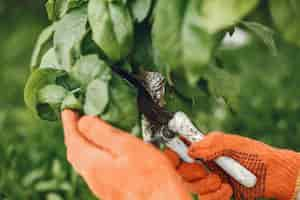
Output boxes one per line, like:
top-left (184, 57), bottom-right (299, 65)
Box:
top-left (111, 66), bottom-right (173, 126)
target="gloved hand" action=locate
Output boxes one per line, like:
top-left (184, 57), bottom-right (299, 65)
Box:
top-left (189, 132), bottom-right (300, 200)
top-left (62, 110), bottom-right (232, 200)
top-left (164, 149), bottom-right (232, 200)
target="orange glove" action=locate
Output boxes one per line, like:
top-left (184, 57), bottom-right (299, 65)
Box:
top-left (164, 149), bottom-right (232, 200)
top-left (62, 110), bottom-right (232, 200)
top-left (189, 132), bottom-right (300, 200)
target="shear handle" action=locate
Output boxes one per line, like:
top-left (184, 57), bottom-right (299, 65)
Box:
top-left (168, 112), bottom-right (257, 188)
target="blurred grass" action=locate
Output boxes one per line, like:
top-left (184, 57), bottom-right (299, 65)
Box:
top-left (0, 1), bottom-right (300, 200)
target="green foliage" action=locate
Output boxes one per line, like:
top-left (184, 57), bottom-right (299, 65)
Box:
top-left (1, 0), bottom-right (300, 199)
top-left (241, 21), bottom-right (277, 55)
top-left (61, 93), bottom-right (82, 110)
top-left (204, 65), bottom-right (240, 111)
top-left (152, 0), bottom-right (186, 74)
top-left (70, 54), bottom-right (111, 86)
top-left (152, 0), bottom-right (258, 86)
top-left (101, 74), bottom-right (139, 131)
top-left (54, 6), bottom-right (88, 70)
top-left (31, 25), bottom-right (54, 70)
top-left (218, 40), bottom-right (300, 151)
top-left (27, 0), bottom-right (282, 128)
top-left (181, 0), bottom-right (220, 85)
top-left (199, 0), bottom-right (259, 33)
top-left (0, 4), bottom-right (96, 198)
top-left (40, 48), bottom-right (61, 69)
top-left (270, 0), bottom-right (300, 46)
top-left (84, 79), bottom-right (109, 115)
top-left (88, 0), bottom-right (133, 61)
top-left (46, 0), bottom-right (89, 20)
top-left (24, 69), bottom-right (66, 120)
top-left (26, 0), bottom-right (144, 132)
top-left (38, 84), bottom-right (68, 110)
top-left (128, 0), bottom-right (152, 22)
top-left (25, 54), bottom-right (138, 131)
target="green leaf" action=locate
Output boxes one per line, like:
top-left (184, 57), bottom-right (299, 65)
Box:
top-left (46, 193), bottom-right (64, 200)
top-left (61, 92), bottom-right (82, 110)
top-left (81, 31), bottom-right (107, 56)
top-left (129, 0), bottom-right (152, 22)
top-left (241, 21), bottom-right (277, 55)
top-left (56, 74), bottom-right (81, 90)
top-left (88, 0), bottom-right (133, 61)
top-left (46, 0), bottom-right (88, 20)
top-left (70, 54), bottom-right (111, 86)
top-left (59, 182), bottom-right (72, 191)
top-left (200, 0), bottom-right (259, 33)
top-left (84, 79), bottom-right (109, 115)
top-left (54, 7), bottom-right (88, 71)
top-left (61, 0), bottom-right (89, 17)
top-left (37, 85), bottom-right (68, 120)
top-left (22, 169), bottom-right (45, 187)
top-left (171, 69), bottom-right (207, 100)
top-left (24, 68), bottom-right (66, 117)
top-left (270, 0), bottom-right (300, 46)
top-left (152, 0), bottom-right (185, 70)
top-left (35, 180), bottom-right (58, 191)
top-left (52, 159), bottom-right (66, 180)
top-left (101, 74), bottom-right (138, 131)
top-left (182, 0), bottom-right (221, 85)
top-left (46, 0), bottom-right (56, 21)
top-left (38, 85), bottom-right (67, 105)
top-left (40, 48), bottom-right (61, 69)
top-left (153, 0), bottom-right (259, 73)
top-left (30, 25), bottom-right (54, 70)
top-left (204, 65), bottom-right (240, 111)
top-left (153, 0), bottom-right (222, 85)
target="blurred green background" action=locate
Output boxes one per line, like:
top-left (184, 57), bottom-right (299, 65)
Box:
top-left (0, 1), bottom-right (300, 199)
top-left (0, 1), bottom-right (97, 199)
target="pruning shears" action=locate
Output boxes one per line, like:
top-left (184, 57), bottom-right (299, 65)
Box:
top-left (112, 67), bottom-right (257, 188)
